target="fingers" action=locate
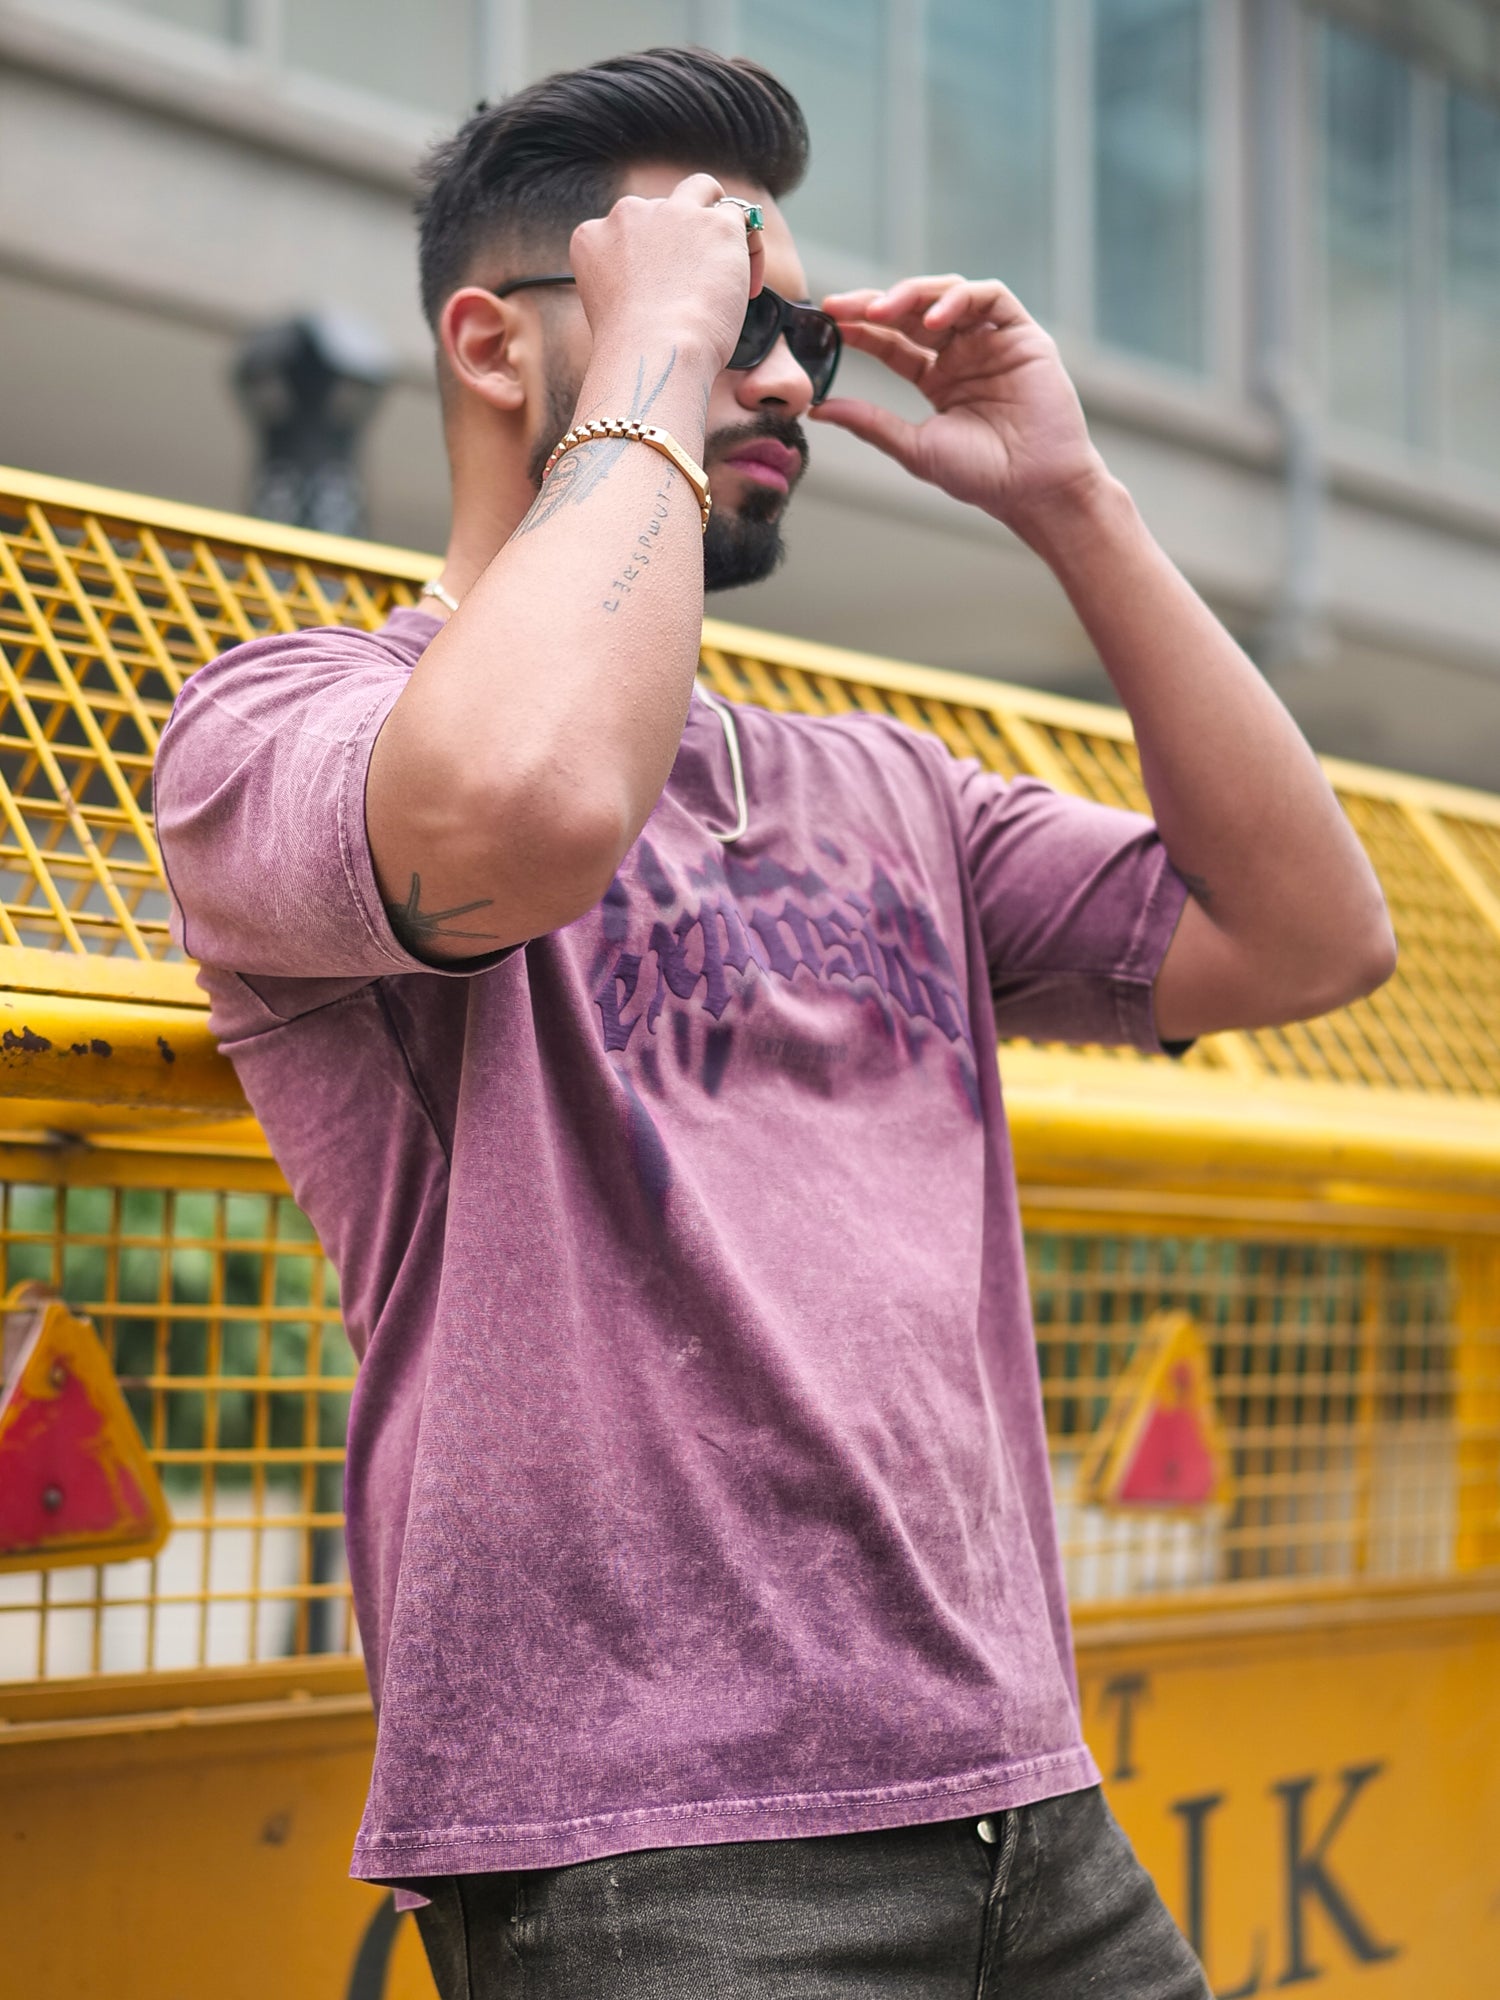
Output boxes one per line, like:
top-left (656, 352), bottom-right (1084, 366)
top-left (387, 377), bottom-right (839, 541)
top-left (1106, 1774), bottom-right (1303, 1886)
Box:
top-left (826, 275), bottom-right (1030, 350)
top-left (833, 320), bottom-right (936, 388)
top-left (916, 279), bottom-right (1029, 347)
top-left (881, 274), bottom-right (1028, 329)
top-left (821, 287), bottom-right (886, 319)
top-left (573, 175), bottom-right (757, 369)
top-left (808, 396), bottom-right (922, 469)
top-left (671, 173), bottom-right (765, 294)
top-left (670, 171), bottom-right (728, 209)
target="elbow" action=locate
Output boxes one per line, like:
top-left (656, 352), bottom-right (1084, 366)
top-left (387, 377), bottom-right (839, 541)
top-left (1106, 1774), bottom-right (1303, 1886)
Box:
top-left (1343, 889), bottom-right (1400, 1005)
top-left (1360, 918), bottom-right (1400, 999)
top-left (462, 768), bottom-right (635, 933)
top-left (1301, 913), bottom-right (1399, 1019)
top-left (543, 792), bottom-right (637, 923)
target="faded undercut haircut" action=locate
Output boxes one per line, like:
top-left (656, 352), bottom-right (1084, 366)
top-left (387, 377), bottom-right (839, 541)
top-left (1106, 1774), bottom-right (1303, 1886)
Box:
top-left (416, 46), bottom-right (809, 331)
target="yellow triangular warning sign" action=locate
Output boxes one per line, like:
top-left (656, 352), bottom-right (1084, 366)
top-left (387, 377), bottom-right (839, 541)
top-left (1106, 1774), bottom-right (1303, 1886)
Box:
top-left (0, 1282), bottom-right (170, 1572)
top-left (1077, 1310), bottom-right (1233, 1512)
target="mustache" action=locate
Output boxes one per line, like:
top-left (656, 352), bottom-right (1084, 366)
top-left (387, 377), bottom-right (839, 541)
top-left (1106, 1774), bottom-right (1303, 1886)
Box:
top-left (707, 414), bottom-right (810, 479)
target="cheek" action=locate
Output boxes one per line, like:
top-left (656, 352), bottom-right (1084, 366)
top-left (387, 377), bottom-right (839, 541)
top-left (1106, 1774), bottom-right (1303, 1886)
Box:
top-left (704, 373), bottom-right (747, 429)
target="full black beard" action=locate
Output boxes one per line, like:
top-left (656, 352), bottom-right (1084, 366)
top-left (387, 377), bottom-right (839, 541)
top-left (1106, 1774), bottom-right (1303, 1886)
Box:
top-left (526, 367), bottom-right (802, 593)
top-left (702, 483), bottom-right (788, 593)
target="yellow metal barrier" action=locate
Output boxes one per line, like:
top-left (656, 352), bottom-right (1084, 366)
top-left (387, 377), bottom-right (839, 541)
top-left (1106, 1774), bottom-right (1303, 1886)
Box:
top-left (3, 462), bottom-right (1500, 1117)
top-left (0, 464), bottom-right (1496, 1997)
top-left (0, 1178), bottom-right (352, 1679)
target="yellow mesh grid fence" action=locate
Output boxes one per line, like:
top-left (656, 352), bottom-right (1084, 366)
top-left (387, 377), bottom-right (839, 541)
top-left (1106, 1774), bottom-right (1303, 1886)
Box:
top-left (0, 473), bottom-right (417, 962)
top-left (1032, 1230), bottom-right (1489, 1599)
top-left (0, 466), bottom-right (1497, 1685)
top-left (1440, 812), bottom-right (1500, 909)
top-left (3, 463), bottom-right (1500, 1103)
top-left (0, 1162), bottom-right (1493, 1680)
top-left (0, 1174), bottom-right (355, 1679)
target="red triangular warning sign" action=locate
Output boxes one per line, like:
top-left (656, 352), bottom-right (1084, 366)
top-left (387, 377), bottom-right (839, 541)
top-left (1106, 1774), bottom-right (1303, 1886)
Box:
top-left (0, 1282), bottom-right (170, 1572)
top-left (1077, 1311), bottom-right (1232, 1512)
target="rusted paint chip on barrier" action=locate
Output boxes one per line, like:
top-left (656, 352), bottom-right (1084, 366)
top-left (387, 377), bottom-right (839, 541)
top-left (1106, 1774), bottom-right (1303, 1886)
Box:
top-left (0, 1281), bottom-right (169, 1571)
top-left (1077, 1310), bottom-right (1233, 1511)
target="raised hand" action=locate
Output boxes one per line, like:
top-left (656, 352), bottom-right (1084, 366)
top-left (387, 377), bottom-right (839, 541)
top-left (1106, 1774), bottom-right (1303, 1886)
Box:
top-left (570, 173), bottom-right (764, 377)
top-left (812, 276), bottom-right (1108, 538)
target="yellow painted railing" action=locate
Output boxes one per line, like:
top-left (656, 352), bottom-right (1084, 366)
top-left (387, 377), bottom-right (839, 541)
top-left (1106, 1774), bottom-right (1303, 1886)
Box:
top-left (3, 462), bottom-right (1500, 1122)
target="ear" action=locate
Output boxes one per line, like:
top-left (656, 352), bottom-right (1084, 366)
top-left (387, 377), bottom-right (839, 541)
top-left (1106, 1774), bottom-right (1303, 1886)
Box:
top-left (441, 287), bottom-right (529, 414)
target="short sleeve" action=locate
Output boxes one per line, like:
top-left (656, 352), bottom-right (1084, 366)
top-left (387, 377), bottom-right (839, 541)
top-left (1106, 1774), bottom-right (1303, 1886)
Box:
top-left (155, 624), bottom-right (492, 982)
top-left (950, 760), bottom-right (1191, 1052)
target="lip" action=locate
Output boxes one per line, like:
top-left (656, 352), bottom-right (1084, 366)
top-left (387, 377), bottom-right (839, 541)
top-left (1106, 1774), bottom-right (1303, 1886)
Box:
top-left (721, 440), bottom-right (802, 492)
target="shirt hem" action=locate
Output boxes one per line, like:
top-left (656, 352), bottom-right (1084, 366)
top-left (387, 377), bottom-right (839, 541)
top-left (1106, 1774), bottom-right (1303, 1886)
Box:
top-left (352, 1742), bottom-right (1102, 1885)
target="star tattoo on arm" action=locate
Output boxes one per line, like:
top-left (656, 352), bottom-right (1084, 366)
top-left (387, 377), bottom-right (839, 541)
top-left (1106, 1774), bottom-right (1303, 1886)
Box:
top-left (385, 873), bottom-right (502, 954)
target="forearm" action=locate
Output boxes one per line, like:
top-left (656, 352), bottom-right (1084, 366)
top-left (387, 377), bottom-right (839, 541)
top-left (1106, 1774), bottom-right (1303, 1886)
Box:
top-left (368, 330), bottom-right (715, 952)
top-left (814, 269), bottom-right (1393, 1029)
top-left (1017, 475), bottom-right (1396, 1018)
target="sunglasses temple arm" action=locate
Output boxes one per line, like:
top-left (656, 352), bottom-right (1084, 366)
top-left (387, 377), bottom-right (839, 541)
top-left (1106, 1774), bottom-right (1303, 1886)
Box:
top-left (491, 275), bottom-right (577, 299)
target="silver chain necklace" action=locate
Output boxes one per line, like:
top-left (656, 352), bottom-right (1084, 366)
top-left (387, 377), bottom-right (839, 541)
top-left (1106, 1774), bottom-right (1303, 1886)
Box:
top-left (692, 683), bottom-right (750, 845)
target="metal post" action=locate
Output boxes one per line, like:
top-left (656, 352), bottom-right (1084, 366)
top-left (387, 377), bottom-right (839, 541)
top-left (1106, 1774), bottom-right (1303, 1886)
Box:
top-left (1454, 1244), bottom-right (1500, 1570)
top-left (233, 313), bottom-right (393, 539)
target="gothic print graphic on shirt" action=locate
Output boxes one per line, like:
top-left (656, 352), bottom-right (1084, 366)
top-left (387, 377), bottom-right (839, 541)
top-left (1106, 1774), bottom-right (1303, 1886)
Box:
top-left (591, 834), bottom-right (981, 1183)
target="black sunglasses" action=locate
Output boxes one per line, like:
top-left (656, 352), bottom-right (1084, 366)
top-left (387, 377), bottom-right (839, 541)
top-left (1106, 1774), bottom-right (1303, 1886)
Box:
top-left (492, 276), bottom-right (842, 404)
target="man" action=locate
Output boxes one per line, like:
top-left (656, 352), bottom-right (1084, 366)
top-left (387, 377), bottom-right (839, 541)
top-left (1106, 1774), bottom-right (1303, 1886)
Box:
top-left (155, 46), bottom-right (1395, 2000)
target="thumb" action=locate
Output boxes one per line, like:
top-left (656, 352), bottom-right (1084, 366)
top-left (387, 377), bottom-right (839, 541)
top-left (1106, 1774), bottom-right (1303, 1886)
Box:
top-left (810, 397), bottom-right (921, 469)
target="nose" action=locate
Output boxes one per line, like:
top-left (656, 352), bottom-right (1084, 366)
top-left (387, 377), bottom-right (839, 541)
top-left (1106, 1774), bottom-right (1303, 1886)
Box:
top-left (731, 332), bottom-right (816, 418)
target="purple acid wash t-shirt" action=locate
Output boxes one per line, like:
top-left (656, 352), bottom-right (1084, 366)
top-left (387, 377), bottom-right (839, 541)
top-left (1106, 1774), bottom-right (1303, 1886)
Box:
top-left (154, 605), bottom-right (1189, 1889)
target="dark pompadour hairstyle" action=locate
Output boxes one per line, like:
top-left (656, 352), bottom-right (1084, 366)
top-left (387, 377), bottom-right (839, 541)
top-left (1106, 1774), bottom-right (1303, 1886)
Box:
top-left (416, 47), bottom-right (809, 329)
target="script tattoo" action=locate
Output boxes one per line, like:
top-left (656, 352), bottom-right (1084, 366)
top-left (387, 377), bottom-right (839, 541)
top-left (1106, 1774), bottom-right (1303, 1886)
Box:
top-left (603, 478), bottom-right (673, 612)
top-left (513, 349), bottom-right (678, 538)
top-left (385, 873), bottom-right (500, 952)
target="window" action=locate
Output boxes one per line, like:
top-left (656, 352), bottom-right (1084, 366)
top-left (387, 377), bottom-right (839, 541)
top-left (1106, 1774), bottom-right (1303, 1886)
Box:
top-left (740, 0), bottom-right (888, 261)
top-left (530, 3), bottom-right (695, 82)
top-left (1443, 88), bottom-right (1500, 476)
top-left (95, 0), bottom-right (1242, 392)
top-left (109, 0), bottom-right (234, 31)
top-left (284, 0), bottom-right (479, 119)
top-left (925, 0), bottom-right (1054, 316)
top-left (1310, 16), bottom-right (1500, 480)
top-left (1318, 21), bottom-right (1413, 442)
top-left (101, 0), bottom-right (477, 116)
top-left (1092, 0), bottom-right (1209, 373)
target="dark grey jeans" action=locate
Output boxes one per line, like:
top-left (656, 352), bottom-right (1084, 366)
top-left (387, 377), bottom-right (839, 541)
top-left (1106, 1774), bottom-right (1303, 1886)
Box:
top-left (411, 1784), bottom-right (1212, 1998)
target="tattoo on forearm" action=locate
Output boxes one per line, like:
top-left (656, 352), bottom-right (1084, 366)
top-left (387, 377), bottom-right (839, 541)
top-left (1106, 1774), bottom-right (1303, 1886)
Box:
top-left (513, 349), bottom-right (678, 539)
top-left (514, 445), bottom-right (584, 536)
top-left (386, 873), bottom-right (500, 952)
top-left (603, 479), bottom-right (673, 612)
top-left (1179, 869), bottom-right (1214, 909)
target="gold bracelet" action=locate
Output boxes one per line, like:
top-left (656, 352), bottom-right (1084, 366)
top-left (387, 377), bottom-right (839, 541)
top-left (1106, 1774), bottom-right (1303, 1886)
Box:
top-left (541, 420), bottom-right (712, 533)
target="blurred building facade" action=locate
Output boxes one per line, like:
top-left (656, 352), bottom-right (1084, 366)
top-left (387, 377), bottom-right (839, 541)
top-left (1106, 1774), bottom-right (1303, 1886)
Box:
top-left (2, 0), bottom-right (1499, 786)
